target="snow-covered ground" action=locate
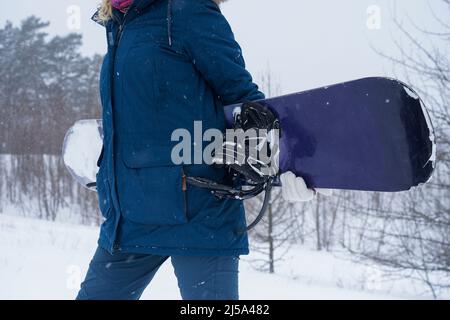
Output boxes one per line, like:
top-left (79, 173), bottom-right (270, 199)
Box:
top-left (0, 214), bottom-right (434, 300)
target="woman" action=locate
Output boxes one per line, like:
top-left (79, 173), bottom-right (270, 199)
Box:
top-left (77, 0), bottom-right (265, 300)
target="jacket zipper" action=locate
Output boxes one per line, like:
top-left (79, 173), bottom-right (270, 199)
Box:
top-left (114, 5), bottom-right (132, 48)
top-left (116, 17), bottom-right (126, 48)
top-left (117, 23), bottom-right (125, 47)
top-left (110, 10), bottom-right (129, 254)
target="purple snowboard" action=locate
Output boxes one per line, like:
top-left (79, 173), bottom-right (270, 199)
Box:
top-left (224, 77), bottom-right (436, 192)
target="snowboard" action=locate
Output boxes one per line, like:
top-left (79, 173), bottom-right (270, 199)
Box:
top-left (62, 119), bottom-right (103, 191)
top-left (62, 77), bottom-right (436, 193)
top-left (224, 77), bottom-right (436, 192)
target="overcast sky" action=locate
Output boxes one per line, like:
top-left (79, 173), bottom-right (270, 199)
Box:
top-left (1, 0), bottom-right (448, 94)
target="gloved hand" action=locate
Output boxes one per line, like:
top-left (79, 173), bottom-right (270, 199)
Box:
top-left (280, 171), bottom-right (332, 202)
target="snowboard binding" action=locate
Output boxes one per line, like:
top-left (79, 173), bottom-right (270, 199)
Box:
top-left (186, 101), bottom-right (281, 232)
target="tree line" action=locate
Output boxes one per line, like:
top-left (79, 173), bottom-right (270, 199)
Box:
top-left (0, 16), bottom-right (102, 224)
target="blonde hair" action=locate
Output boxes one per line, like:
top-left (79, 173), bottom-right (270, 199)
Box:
top-left (98, 0), bottom-right (113, 22)
top-left (98, 0), bottom-right (226, 22)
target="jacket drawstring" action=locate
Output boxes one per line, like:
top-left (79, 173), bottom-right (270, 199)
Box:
top-left (167, 0), bottom-right (173, 46)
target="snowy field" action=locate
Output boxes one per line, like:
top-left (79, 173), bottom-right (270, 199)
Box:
top-left (0, 214), bottom-right (436, 300)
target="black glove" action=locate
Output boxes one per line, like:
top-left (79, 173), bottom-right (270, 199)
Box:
top-left (213, 101), bottom-right (280, 184)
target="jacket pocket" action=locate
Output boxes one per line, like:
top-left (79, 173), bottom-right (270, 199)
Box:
top-left (119, 145), bottom-right (188, 226)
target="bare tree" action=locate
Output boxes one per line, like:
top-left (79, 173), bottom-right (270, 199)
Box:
top-left (342, 1), bottom-right (450, 297)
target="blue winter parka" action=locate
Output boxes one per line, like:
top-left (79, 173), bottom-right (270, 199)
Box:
top-left (95, 0), bottom-right (264, 256)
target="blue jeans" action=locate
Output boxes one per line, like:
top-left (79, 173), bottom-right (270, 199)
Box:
top-left (76, 247), bottom-right (239, 300)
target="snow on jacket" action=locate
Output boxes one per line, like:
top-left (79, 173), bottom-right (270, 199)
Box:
top-left (94, 0), bottom-right (264, 256)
